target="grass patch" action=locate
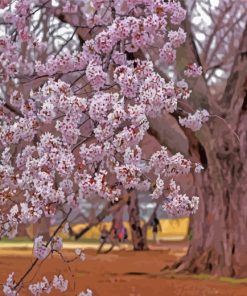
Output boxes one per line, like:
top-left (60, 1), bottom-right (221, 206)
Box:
top-left (193, 274), bottom-right (214, 280)
top-left (66, 238), bottom-right (99, 244)
top-left (220, 277), bottom-right (247, 284)
top-left (0, 237), bottom-right (101, 245)
top-left (193, 274), bottom-right (247, 285)
top-left (0, 237), bottom-right (32, 244)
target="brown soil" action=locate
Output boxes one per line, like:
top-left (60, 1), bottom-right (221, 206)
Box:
top-left (0, 245), bottom-right (247, 296)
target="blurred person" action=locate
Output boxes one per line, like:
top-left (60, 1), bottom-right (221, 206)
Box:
top-left (151, 213), bottom-right (162, 243)
top-left (99, 224), bottom-right (109, 243)
top-left (97, 224), bottom-right (109, 253)
top-left (117, 225), bottom-right (128, 242)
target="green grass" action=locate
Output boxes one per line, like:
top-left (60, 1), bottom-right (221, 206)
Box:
top-left (193, 274), bottom-right (213, 280)
top-left (63, 238), bottom-right (99, 244)
top-left (0, 237), bottom-right (32, 243)
top-left (193, 274), bottom-right (247, 284)
top-left (0, 237), bottom-right (100, 244)
top-left (220, 277), bottom-right (247, 284)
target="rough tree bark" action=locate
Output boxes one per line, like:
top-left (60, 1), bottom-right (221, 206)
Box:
top-left (172, 14), bottom-right (247, 276)
top-left (160, 20), bottom-right (247, 276)
top-left (33, 216), bottom-right (50, 241)
top-left (149, 2), bottom-right (247, 275)
top-left (127, 191), bottom-right (148, 250)
top-left (17, 224), bottom-right (31, 239)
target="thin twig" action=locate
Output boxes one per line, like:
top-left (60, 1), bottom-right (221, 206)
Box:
top-left (14, 208), bottom-right (72, 290)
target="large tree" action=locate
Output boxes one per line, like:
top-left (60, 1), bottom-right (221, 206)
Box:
top-left (151, 0), bottom-right (247, 277)
top-left (176, 24), bottom-right (247, 278)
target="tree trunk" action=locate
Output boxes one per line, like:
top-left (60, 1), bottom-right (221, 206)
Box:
top-left (17, 224), bottom-right (31, 239)
top-left (74, 198), bottom-right (128, 240)
top-left (33, 216), bottom-right (50, 241)
top-left (142, 202), bottom-right (161, 248)
top-left (174, 129), bottom-right (247, 277)
top-left (173, 23), bottom-right (247, 277)
top-left (127, 191), bottom-right (148, 250)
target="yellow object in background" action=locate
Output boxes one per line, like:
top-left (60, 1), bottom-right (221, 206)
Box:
top-left (52, 217), bottom-right (189, 241)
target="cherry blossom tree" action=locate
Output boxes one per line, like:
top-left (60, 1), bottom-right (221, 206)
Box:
top-left (0, 0), bottom-right (206, 294)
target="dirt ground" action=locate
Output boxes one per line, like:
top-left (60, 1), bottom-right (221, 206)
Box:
top-left (0, 244), bottom-right (247, 296)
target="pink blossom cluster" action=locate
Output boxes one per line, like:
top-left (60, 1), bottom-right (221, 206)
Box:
top-left (78, 289), bottom-right (93, 296)
top-left (151, 175), bottom-right (164, 199)
top-left (3, 273), bottom-right (18, 296)
top-left (34, 0), bottom-right (186, 82)
top-left (6, 206), bottom-right (20, 238)
top-left (0, 0), bottom-right (10, 9)
top-left (168, 28), bottom-right (187, 48)
top-left (35, 51), bottom-right (87, 76)
top-left (52, 275), bottom-right (68, 292)
top-left (76, 170), bottom-right (121, 201)
top-left (0, 37), bottom-right (18, 83)
top-left (62, 1), bottom-right (78, 13)
top-left (184, 63), bottom-right (203, 78)
top-left (51, 237), bottom-right (63, 252)
top-left (75, 248), bottom-right (86, 261)
top-left (28, 276), bottom-right (52, 295)
top-left (179, 109), bottom-right (209, 131)
top-left (159, 42), bottom-right (177, 64)
top-left (28, 274), bottom-right (68, 295)
top-left (115, 164), bottom-right (142, 189)
top-left (176, 79), bottom-right (191, 100)
top-left (3, 0), bottom-right (33, 42)
top-left (30, 277), bottom-right (93, 296)
top-left (0, 116), bottom-right (38, 146)
top-left (163, 180), bottom-right (199, 217)
top-left (86, 61), bottom-right (108, 91)
top-left (150, 147), bottom-right (192, 177)
top-left (33, 236), bottom-right (50, 260)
